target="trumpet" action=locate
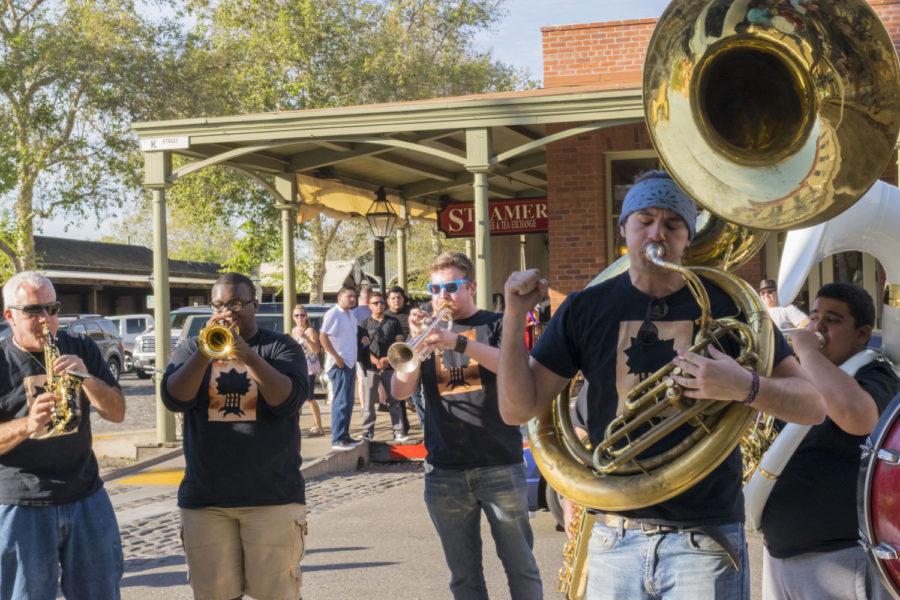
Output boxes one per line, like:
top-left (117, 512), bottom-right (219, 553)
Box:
top-left (387, 308), bottom-right (453, 373)
top-left (198, 322), bottom-right (240, 360)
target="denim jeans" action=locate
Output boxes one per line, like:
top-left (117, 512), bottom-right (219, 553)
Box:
top-left (328, 365), bottom-right (356, 444)
top-left (586, 520), bottom-right (749, 600)
top-left (410, 381), bottom-right (426, 426)
top-left (424, 463), bottom-right (543, 600)
top-left (0, 487), bottom-right (124, 600)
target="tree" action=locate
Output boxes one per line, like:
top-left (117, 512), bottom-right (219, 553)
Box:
top-left (172, 0), bottom-right (531, 297)
top-left (0, 0), bottom-right (224, 272)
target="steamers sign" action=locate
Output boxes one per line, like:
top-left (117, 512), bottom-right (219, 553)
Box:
top-left (438, 198), bottom-right (548, 238)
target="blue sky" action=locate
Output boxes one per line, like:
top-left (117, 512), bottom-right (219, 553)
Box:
top-left (41, 0), bottom-right (671, 239)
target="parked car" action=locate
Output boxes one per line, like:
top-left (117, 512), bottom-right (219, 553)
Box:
top-left (56, 315), bottom-right (125, 381)
top-left (132, 306), bottom-right (210, 379)
top-left (105, 314), bottom-right (154, 372)
top-left (180, 312), bottom-right (285, 342)
top-left (131, 303), bottom-right (297, 378)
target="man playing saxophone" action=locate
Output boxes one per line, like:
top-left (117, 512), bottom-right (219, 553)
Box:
top-left (498, 171), bottom-right (825, 600)
top-left (0, 271), bottom-right (125, 599)
top-left (163, 272), bottom-right (309, 600)
top-left (392, 252), bottom-right (543, 600)
top-left (762, 283), bottom-right (900, 600)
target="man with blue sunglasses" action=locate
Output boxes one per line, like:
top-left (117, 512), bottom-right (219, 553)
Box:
top-left (392, 252), bottom-right (543, 600)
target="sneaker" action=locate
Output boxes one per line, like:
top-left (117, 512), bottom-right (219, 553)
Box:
top-left (346, 437), bottom-right (366, 446)
top-left (393, 433), bottom-right (409, 442)
top-left (361, 433), bottom-right (374, 441)
top-left (331, 441), bottom-right (355, 451)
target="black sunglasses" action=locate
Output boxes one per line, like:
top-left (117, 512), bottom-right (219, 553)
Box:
top-left (370, 300), bottom-right (386, 305)
top-left (9, 302), bottom-right (62, 317)
top-left (294, 313), bottom-right (308, 318)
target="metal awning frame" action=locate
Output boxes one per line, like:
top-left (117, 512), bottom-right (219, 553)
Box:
top-left (136, 85), bottom-right (643, 442)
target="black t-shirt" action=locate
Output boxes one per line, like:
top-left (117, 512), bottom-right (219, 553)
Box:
top-left (0, 332), bottom-right (119, 505)
top-left (761, 359), bottom-right (900, 557)
top-left (360, 316), bottom-right (404, 369)
top-left (386, 309), bottom-right (411, 338)
top-left (162, 327), bottom-right (308, 508)
top-left (421, 310), bottom-right (523, 469)
top-left (531, 272), bottom-right (793, 526)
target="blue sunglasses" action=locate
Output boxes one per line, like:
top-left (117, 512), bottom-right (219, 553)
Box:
top-left (425, 280), bottom-right (468, 295)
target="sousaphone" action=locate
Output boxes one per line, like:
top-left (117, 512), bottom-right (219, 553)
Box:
top-left (530, 0), bottom-right (900, 514)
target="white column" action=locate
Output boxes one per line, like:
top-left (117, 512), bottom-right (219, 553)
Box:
top-left (466, 128), bottom-right (493, 310)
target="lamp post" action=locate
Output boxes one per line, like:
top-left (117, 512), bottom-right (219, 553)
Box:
top-left (365, 187), bottom-right (398, 292)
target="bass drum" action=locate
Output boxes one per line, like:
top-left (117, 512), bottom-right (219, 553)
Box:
top-left (859, 392), bottom-right (900, 599)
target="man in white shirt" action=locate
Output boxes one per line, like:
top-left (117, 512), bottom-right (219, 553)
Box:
top-left (759, 279), bottom-right (808, 330)
top-left (320, 286), bottom-right (360, 451)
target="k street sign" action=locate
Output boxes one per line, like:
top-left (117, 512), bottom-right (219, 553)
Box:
top-left (438, 198), bottom-right (548, 238)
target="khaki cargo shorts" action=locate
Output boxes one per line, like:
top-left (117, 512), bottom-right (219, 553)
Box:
top-left (180, 503), bottom-right (307, 600)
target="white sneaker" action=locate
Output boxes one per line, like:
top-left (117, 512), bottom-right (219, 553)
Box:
top-left (331, 441), bottom-right (355, 451)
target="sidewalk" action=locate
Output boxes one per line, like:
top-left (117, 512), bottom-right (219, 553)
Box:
top-left (104, 386), bottom-right (425, 598)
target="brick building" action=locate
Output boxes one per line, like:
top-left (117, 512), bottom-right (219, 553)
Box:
top-left (541, 1), bottom-right (900, 312)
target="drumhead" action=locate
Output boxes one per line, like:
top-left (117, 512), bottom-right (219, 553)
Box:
top-left (859, 391), bottom-right (900, 599)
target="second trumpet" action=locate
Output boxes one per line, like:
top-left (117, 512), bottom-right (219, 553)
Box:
top-left (387, 308), bottom-right (452, 373)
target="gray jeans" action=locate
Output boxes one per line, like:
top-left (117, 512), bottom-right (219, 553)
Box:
top-left (763, 545), bottom-right (893, 600)
top-left (360, 369), bottom-right (408, 437)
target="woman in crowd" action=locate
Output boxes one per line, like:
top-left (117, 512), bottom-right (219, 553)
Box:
top-left (292, 305), bottom-right (325, 435)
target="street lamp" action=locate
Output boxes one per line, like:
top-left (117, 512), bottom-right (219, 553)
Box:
top-left (365, 187), bottom-right (398, 292)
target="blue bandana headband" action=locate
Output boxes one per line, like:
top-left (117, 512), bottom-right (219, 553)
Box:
top-left (618, 176), bottom-right (698, 240)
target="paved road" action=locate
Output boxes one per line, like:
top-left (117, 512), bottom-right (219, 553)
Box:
top-left (110, 461), bottom-right (766, 599)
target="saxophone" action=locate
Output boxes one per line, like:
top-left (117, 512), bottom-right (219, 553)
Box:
top-left (557, 504), bottom-right (591, 600)
top-left (41, 324), bottom-right (83, 434)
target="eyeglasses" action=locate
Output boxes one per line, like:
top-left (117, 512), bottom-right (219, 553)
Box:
top-left (425, 280), bottom-right (468, 295)
top-left (370, 300), bottom-right (386, 306)
top-left (210, 299), bottom-right (256, 313)
top-left (8, 302), bottom-right (62, 317)
top-left (293, 313), bottom-right (308, 318)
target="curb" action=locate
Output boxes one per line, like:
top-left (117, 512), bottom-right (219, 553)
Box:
top-left (102, 448), bottom-right (184, 483)
top-left (302, 440), bottom-right (371, 480)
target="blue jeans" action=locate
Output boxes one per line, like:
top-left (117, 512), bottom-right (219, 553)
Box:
top-left (424, 463), bottom-right (543, 600)
top-left (586, 520), bottom-right (748, 600)
top-left (411, 381), bottom-right (425, 426)
top-left (328, 365), bottom-right (356, 444)
top-left (0, 487), bottom-right (124, 600)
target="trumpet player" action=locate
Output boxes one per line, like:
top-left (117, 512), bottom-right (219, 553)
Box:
top-left (499, 171), bottom-right (825, 600)
top-left (391, 252), bottom-right (543, 600)
top-left (0, 271), bottom-right (125, 599)
top-left (163, 273), bottom-right (309, 600)
top-left (762, 283), bottom-right (899, 600)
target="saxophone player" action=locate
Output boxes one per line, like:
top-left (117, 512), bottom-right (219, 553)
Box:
top-left (0, 271), bottom-right (125, 599)
top-left (762, 283), bottom-right (900, 600)
top-left (499, 171), bottom-right (825, 600)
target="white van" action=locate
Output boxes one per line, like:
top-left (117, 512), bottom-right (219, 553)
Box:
top-left (105, 314), bottom-right (155, 372)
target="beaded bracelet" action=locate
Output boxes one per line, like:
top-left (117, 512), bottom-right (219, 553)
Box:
top-left (742, 369), bottom-right (760, 405)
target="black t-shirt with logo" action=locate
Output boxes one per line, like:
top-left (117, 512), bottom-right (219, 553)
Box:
top-left (360, 315), bottom-right (404, 370)
top-left (531, 272), bottom-right (793, 526)
top-left (162, 327), bottom-right (308, 508)
top-left (421, 310), bottom-right (523, 469)
top-left (762, 359), bottom-right (900, 557)
top-left (0, 332), bottom-right (119, 505)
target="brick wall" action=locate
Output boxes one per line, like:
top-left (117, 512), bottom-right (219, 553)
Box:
top-left (542, 19), bottom-right (655, 88)
top-left (545, 122), bottom-right (653, 307)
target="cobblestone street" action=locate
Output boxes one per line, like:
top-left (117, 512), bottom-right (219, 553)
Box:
top-left (92, 374), bottom-right (157, 434)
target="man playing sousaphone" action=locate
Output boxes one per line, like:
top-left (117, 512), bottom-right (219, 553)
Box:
top-left (163, 273), bottom-right (309, 600)
top-left (0, 271), bottom-right (125, 598)
top-left (762, 283), bottom-right (900, 600)
top-left (498, 171), bottom-right (826, 599)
